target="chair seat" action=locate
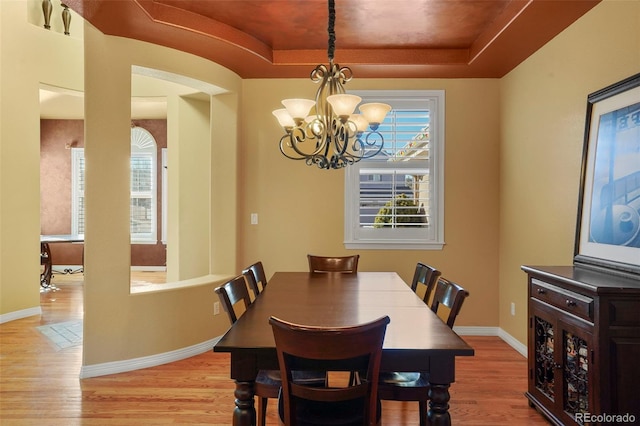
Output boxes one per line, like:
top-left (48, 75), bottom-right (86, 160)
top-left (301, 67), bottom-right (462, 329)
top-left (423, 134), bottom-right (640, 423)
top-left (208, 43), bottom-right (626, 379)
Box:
top-left (258, 369), bottom-right (326, 386)
top-left (379, 372), bottom-right (421, 384)
top-left (378, 372), bottom-right (430, 402)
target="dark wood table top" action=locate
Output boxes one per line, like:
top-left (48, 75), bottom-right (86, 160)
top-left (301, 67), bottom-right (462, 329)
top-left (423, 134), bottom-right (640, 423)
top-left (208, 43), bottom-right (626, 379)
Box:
top-left (214, 272), bottom-right (474, 361)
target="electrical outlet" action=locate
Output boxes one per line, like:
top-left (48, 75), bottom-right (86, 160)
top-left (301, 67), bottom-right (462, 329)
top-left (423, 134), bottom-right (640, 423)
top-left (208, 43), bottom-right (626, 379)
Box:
top-left (214, 301), bottom-right (220, 315)
top-left (510, 302), bottom-right (516, 316)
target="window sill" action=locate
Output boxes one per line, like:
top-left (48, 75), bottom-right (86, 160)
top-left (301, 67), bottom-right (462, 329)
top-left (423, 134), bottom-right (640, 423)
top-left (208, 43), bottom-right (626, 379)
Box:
top-left (131, 240), bottom-right (159, 245)
top-left (344, 241), bottom-right (445, 250)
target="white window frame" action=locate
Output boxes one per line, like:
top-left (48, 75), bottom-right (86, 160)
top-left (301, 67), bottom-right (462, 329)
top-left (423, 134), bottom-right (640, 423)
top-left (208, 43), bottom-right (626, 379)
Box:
top-left (344, 90), bottom-right (445, 250)
top-left (161, 148), bottom-right (167, 245)
top-left (71, 148), bottom-right (85, 236)
top-left (71, 127), bottom-right (158, 244)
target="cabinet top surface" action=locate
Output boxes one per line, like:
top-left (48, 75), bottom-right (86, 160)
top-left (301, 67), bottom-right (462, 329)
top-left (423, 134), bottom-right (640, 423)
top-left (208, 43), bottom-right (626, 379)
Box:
top-left (521, 265), bottom-right (640, 293)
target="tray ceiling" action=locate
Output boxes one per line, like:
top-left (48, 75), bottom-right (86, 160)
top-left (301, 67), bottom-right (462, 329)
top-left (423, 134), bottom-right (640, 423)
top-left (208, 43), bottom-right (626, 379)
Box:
top-left (64, 0), bottom-right (600, 79)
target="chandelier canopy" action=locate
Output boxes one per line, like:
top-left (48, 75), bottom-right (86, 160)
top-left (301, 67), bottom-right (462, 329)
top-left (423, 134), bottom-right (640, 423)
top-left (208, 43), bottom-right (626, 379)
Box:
top-left (272, 0), bottom-right (392, 170)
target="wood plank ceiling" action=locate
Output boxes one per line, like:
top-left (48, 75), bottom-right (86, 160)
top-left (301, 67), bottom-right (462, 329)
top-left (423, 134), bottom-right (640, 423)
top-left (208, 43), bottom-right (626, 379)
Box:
top-left (65, 0), bottom-right (600, 79)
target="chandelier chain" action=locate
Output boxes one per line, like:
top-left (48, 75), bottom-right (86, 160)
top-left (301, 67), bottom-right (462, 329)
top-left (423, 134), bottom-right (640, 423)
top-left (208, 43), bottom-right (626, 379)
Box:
top-left (327, 0), bottom-right (336, 61)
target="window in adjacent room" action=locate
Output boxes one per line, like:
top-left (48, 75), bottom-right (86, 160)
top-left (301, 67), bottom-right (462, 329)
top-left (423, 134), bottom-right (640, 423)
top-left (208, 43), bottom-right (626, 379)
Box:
top-left (71, 126), bottom-right (158, 243)
top-left (161, 147), bottom-right (167, 245)
top-left (344, 90), bottom-right (445, 250)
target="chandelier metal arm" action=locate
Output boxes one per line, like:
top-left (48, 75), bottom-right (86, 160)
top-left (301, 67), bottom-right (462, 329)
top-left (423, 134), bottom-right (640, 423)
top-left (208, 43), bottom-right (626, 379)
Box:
top-left (280, 127), bottom-right (322, 159)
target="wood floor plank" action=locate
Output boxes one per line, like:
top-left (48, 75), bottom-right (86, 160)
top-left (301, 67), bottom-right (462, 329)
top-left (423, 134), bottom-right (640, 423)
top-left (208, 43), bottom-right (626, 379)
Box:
top-left (0, 276), bottom-right (549, 425)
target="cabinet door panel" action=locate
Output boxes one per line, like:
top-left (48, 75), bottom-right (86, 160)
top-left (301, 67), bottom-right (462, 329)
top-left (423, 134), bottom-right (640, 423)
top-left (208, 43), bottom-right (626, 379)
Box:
top-left (529, 301), bottom-right (560, 408)
top-left (558, 319), bottom-right (594, 426)
top-left (610, 337), bottom-right (640, 419)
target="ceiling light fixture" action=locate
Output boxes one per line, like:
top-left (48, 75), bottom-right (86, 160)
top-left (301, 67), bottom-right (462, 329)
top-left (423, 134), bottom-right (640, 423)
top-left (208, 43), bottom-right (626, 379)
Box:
top-left (272, 0), bottom-right (391, 170)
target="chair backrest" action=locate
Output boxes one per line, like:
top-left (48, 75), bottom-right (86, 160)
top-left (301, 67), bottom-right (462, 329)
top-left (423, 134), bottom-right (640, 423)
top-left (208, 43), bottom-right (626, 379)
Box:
top-left (410, 262), bottom-right (442, 304)
top-left (307, 254), bottom-right (360, 274)
top-left (242, 270), bottom-right (260, 300)
top-left (430, 277), bottom-right (469, 329)
top-left (242, 261), bottom-right (268, 297)
top-left (214, 274), bottom-right (253, 324)
top-left (270, 315), bottom-right (390, 426)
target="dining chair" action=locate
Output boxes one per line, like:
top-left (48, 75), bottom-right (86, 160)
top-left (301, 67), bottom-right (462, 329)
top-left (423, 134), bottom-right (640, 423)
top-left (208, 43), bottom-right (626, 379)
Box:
top-left (377, 277), bottom-right (469, 426)
top-left (213, 274), bottom-right (281, 426)
top-left (307, 254), bottom-right (360, 274)
top-left (214, 274), bottom-right (253, 324)
top-left (269, 315), bottom-right (390, 426)
top-left (242, 261), bottom-right (268, 298)
top-left (214, 273), bottom-right (325, 426)
top-left (410, 262), bottom-right (442, 305)
top-left (429, 277), bottom-right (470, 328)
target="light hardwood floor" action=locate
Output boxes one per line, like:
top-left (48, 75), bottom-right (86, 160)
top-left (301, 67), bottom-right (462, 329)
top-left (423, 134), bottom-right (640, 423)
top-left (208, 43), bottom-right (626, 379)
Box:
top-left (0, 274), bottom-right (549, 425)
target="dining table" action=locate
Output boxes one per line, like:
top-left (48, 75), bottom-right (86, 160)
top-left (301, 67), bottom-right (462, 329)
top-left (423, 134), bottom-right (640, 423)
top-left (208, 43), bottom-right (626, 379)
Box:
top-left (40, 234), bottom-right (84, 290)
top-left (213, 271), bottom-right (475, 426)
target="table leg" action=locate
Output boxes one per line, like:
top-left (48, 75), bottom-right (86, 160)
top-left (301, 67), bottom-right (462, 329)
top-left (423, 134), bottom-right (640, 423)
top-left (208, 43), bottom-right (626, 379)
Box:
top-left (427, 382), bottom-right (451, 426)
top-left (233, 380), bottom-right (256, 426)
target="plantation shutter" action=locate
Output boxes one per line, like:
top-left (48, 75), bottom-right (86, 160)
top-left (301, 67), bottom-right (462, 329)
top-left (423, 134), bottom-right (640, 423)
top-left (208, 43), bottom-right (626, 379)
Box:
top-left (344, 90), bottom-right (444, 250)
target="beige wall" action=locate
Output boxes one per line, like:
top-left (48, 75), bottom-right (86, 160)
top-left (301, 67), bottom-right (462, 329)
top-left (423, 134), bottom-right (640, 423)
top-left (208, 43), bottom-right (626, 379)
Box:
top-left (1, 0), bottom-right (83, 317)
top-left (498, 0), bottom-right (640, 343)
top-left (240, 78), bottom-right (501, 328)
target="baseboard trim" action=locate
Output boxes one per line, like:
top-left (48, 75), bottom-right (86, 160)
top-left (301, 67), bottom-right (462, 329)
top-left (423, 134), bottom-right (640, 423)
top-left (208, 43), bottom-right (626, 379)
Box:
top-left (0, 306), bottom-right (42, 324)
top-left (497, 328), bottom-right (527, 357)
top-left (79, 335), bottom-right (222, 379)
top-left (454, 326), bottom-right (527, 358)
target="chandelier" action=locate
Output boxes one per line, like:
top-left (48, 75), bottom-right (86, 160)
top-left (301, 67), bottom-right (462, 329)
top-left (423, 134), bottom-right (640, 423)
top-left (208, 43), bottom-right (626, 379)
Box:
top-left (272, 0), bottom-right (392, 170)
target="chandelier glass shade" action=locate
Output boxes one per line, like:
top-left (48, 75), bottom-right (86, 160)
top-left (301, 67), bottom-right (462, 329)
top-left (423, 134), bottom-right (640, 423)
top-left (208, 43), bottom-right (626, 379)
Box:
top-left (272, 0), bottom-right (391, 170)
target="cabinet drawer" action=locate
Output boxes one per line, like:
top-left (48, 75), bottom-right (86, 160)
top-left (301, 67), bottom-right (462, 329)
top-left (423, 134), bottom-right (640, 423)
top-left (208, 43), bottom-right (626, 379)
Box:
top-left (531, 279), bottom-right (593, 321)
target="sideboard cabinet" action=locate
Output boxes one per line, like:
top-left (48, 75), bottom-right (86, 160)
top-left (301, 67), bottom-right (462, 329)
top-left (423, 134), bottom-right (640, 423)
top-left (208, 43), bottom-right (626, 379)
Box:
top-left (521, 266), bottom-right (640, 426)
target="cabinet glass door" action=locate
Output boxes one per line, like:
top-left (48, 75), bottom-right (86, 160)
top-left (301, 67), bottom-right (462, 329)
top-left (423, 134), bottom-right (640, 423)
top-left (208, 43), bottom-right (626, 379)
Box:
top-left (561, 322), bottom-right (592, 425)
top-left (534, 315), bottom-right (556, 400)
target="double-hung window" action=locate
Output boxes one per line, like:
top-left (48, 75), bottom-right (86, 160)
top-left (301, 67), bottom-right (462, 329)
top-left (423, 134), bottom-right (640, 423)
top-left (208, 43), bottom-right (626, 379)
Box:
top-left (71, 126), bottom-right (158, 243)
top-left (344, 90), bottom-right (445, 250)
